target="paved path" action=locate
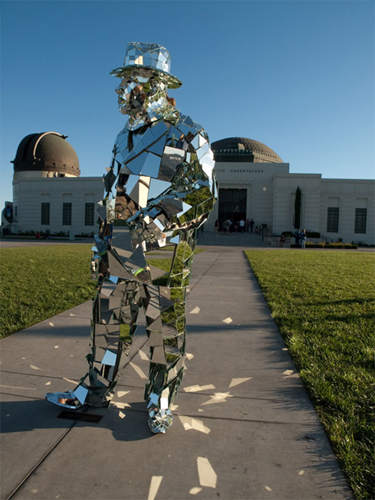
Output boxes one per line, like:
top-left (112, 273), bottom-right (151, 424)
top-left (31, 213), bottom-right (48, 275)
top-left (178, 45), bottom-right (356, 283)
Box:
top-left (0, 248), bottom-right (352, 499)
top-left (197, 231), bottom-right (268, 247)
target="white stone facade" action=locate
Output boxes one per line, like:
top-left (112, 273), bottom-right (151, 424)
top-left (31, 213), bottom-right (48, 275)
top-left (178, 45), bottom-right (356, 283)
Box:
top-left (206, 161), bottom-right (374, 244)
top-left (11, 160), bottom-right (374, 244)
top-left (13, 177), bottom-right (104, 236)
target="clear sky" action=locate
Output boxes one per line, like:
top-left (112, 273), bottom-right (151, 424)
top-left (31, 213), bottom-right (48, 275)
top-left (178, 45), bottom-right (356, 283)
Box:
top-left (1, 0), bottom-right (374, 210)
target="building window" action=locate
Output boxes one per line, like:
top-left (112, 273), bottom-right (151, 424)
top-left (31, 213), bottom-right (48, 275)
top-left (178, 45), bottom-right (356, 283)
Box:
top-left (41, 203), bottom-right (50, 225)
top-left (63, 203), bottom-right (72, 226)
top-left (85, 203), bottom-right (95, 226)
top-left (355, 208), bottom-right (367, 234)
top-left (327, 207), bottom-right (339, 233)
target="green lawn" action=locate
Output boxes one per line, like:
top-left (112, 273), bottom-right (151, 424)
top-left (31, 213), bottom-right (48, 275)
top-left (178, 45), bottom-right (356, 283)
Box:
top-left (0, 244), bottom-right (196, 338)
top-left (0, 245), bottom-right (96, 338)
top-left (244, 250), bottom-right (375, 500)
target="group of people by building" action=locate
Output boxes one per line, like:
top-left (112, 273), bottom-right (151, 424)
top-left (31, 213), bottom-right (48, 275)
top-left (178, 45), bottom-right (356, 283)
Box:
top-left (294, 229), bottom-right (307, 248)
top-left (215, 218), bottom-right (258, 234)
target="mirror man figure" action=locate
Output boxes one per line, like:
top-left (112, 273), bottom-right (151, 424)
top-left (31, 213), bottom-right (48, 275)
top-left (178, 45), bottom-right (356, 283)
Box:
top-left (46, 42), bottom-right (217, 433)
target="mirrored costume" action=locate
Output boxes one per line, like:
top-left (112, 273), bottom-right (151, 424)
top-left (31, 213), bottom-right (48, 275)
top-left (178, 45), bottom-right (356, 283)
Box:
top-left (46, 42), bottom-right (216, 433)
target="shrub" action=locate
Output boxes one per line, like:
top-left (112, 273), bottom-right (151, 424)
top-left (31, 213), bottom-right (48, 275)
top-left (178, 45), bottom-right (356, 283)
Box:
top-left (301, 242), bottom-right (358, 249)
top-left (282, 231), bottom-right (320, 238)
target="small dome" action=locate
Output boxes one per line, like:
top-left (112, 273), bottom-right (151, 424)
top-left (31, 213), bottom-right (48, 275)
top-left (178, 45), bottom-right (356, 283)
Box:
top-left (211, 137), bottom-right (283, 163)
top-left (12, 132), bottom-right (80, 176)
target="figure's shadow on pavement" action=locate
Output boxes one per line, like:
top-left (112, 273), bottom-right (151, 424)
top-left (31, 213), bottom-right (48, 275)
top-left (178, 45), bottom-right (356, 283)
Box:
top-left (0, 399), bottom-right (154, 442)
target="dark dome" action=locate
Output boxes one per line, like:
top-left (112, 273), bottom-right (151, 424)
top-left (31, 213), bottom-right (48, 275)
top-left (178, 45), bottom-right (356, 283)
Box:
top-left (12, 132), bottom-right (80, 176)
top-left (211, 137), bottom-right (283, 163)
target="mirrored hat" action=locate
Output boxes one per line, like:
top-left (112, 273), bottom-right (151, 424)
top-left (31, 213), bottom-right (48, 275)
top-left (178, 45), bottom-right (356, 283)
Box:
top-left (111, 42), bottom-right (182, 89)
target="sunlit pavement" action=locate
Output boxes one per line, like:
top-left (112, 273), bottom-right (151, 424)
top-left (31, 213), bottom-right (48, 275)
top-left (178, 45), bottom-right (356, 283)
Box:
top-left (0, 248), bottom-right (352, 500)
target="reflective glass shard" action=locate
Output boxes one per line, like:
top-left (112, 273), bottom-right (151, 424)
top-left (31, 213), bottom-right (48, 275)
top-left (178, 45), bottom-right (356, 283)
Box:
top-left (147, 316), bottom-right (163, 332)
top-left (107, 251), bottom-right (133, 279)
top-left (101, 350), bottom-right (117, 366)
top-left (150, 121), bottom-right (169, 140)
top-left (122, 173), bottom-right (139, 194)
top-left (178, 202), bottom-right (192, 216)
top-left (197, 143), bottom-right (210, 161)
top-left (140, 152), bottom-right (162, 177)
top-left (125, 153), bottom-right (147, 175)
top-left (96, 204), bottom-right (107, 222)
top-left (159, 146), bottom-right (185, 181)
top-left (160, 197), bottom-right (183, 218)
top-left (182, 115), bottom-right (194, 127)
top-left (131, 137), bottom-right (147, 158)
top-left (148, 178), bottom-right (171, 200)
top-left (128, 176), bottom-right (150, 206)
top-left (153, 218), bottom-right (164, 231)
top-left (116, 135), bottom-right (128, 153)
top-left (104, 168), bottom-right (117, 193)
top-left (116, 151), bottom-right (126, 165)
top-left (115, 128), bottom-right (128, 145)
top-left (191, 135), bottom-right (199, 150)
top-left (176, 122), bottom-right (193, 137)
top-left (198, 134), bottom-right (207, 147)
top-left (119, 165), bottom-right (133, 176)
top-left (127, 244), bottom-right (148, 269)
top-left (150, 346), bottom-right (166, 365)
top-left (74, 385), bottom-right (89, 405)
top-left (147, 136), bottom-right (166, 156)
top-left (170, 235), bottom-right (180, 244)
top-left (147, 208), bottom-right (159, 219)
top-left (95, 334), bottom-right (108, 349)
top-left (106, 199), bottom-right (116, 223)
top-left (160, 396), bottom-right (169, 410)
top-left (148, 330), bottom-right (163, 347)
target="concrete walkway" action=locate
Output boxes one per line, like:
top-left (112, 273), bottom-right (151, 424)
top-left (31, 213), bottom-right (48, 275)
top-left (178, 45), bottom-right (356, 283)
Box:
top-left (197, 231), bottom-right (268, 247)
top-left (0, 248), bottom-right (352, 500)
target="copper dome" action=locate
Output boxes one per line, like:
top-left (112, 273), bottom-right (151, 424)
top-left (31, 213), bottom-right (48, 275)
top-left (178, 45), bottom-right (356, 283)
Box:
top-left (12, 132), bottom-right (80, 176)
top-left (211, 137), bottom-right (283, 163)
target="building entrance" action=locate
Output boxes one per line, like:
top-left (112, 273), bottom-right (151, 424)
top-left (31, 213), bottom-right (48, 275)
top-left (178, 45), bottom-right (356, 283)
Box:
top-left (218, 188), bottom-right (247, 228)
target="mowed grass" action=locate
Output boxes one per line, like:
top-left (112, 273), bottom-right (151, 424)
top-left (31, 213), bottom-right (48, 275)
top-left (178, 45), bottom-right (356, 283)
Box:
top-left (244, 250), bottom-right (375, 500)
top-left (0, 245), bottom-right (201, 338)
top-left (0, 245), bottom-right (96, 338)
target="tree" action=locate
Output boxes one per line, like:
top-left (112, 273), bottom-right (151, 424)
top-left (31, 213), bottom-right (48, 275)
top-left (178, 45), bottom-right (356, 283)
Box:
top-left (294, 186), bottom-right (301, 229)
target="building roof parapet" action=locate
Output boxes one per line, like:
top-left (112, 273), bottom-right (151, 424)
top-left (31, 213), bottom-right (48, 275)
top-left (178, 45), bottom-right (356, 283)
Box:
top-left (322, 178), bottom-right (375, 183)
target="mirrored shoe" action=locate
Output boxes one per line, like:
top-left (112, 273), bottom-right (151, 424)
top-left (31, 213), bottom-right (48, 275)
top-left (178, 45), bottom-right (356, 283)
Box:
top-left (45, 385), bottom-right (89, 409)
top-left (148, 408), bottom-right (173, 434)
top-left (45, 391), bottom-right (83, 409)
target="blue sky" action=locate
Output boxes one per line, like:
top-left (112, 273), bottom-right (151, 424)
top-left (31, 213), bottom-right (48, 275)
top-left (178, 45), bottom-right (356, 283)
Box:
top-left (1, 0), bottom-right (374, 210)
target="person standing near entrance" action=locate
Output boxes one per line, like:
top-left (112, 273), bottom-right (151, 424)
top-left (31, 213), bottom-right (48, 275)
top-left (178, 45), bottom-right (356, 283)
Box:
top-left (45, 42), bottom-right (216, 434)
top-left (294, 229), bottom-right (300, 247)
top-left (249, 218), bottom-right (254, 233)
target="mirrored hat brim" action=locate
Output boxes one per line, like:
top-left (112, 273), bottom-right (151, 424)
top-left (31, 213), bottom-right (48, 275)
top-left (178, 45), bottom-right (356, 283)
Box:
top-left (110, 66), bottom-right (182, 89)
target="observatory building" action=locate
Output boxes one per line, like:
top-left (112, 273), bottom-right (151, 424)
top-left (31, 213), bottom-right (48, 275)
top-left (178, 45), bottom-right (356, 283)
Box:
top-left (3, 132), bottom-right (374, 244)
top-left (7, 132), bottom-right (103, 236)
top-left (205, 137), bottom-right (374, 244)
